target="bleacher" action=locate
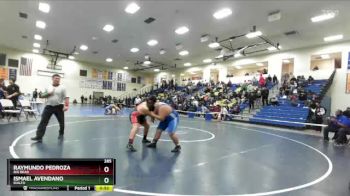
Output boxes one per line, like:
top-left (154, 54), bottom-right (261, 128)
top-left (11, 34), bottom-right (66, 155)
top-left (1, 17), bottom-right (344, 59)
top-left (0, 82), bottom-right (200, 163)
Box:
top-left (249, 78), bottom-right (332, 128)
top-left (305, 79), bottom-right (328, 96)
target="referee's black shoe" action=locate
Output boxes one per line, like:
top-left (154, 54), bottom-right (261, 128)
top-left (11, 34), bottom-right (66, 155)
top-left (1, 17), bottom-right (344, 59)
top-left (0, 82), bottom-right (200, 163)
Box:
top-left (58, 134), bottom-right (64, 140)
top-left (31, 136), bottom-right (42, 142)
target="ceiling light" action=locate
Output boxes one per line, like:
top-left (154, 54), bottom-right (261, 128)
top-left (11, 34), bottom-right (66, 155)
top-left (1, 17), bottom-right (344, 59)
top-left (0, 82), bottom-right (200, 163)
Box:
top-left (324, 34), bottom-right (343, 42)
top-left (216, 54), bottom-right (224, 59)
top-left (179, 50), bottom-right (189, 56)
top-left (34, 34), bottom-right (42, 40)
top-left (124, 66), bottom-right (129, 70)
top-left (147, 39), bottom-right (158, 46)
top-left (321, 54), bottom-right (330, 59)
top-left (68, 56), bottom-right (75, 60)
top-left (92, 36), bottom-right (98, 40)
top-left (234, 53), bottom-right (242, 58)
top-left (36, 20), bottom-right (46, 29)
top-left (144, 55), bottom-right (150, 60)
top-left (267, 46), bottom-right (277, 51)
top-left (235, 65), bottom-right (242, 69)
top-left (203, 59), bottom-right (212, 63)
top-left (184, 62), bottom-right (192, 67)
top-left (103, 24), bottom-right (114, 32)
top-left (176, 43), bottom-right (183, 50)
top-left (38, 2), bottom-right (50, 13)
top-left (32, 49), bottom-right (39, 53)
top-left (172, 74), bottom-right (175, 77)
top-left (33, 43), bottom-right (40, 48)
top-left (256, 62), bottom-right (264, 66)
top-left (154, 69), bottom-right (160, 72)
top-left (282, 59), bottom-right (290, 63)
top-left (213, 8), bottom-right (232, 19)
top-left (175, 26), bottom-right (189, 35)
top-left (180, 73), bottom-right (185, 76)
top-left (80, 45), bottom-right (88, 51)
top-left (74, 51), bottom-right (79, 55)
top-left (191, 72), bottom-right (196, 75)
top-left (246, 31), bottom-right (262, 38)
top-left (130, 48), bottom-right (139, 53)
top-left (201, 34), bottom-right (209, 42)
top-left (311, 12), bottom-right (336, 23)
top-left (208, 42), bottom-right (220, 48)
top-left (106, 58), bottom-right (113, 62)
top-left (144, 60), bottom-right (151, 65)
top-left (125, 2), bottom-right (140, 14)
top-left (160, 49), bottom-right (166, 54)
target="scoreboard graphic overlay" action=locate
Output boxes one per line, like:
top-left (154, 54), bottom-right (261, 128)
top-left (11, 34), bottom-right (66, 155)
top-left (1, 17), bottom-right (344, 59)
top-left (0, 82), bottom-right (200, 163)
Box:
top-left (7, 159), bottom-right (115, 191)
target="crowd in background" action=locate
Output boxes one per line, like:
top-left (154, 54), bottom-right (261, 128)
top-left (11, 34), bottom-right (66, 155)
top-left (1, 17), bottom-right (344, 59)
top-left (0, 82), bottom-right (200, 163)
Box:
top-left (1, 73), bottom-right (349, 145)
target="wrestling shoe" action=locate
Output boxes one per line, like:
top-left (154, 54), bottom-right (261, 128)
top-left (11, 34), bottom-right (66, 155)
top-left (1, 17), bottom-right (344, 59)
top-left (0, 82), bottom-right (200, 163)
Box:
top-left (171, 145), bottom-right (181, 153)
top-left (126, 144), bottom-right (137, 152)
top-left (142, 138), bottom-right (151, 143)
top-left (31, 136), bottom-right (42, 142)
top-left (147, 142), bottom-right (157, 148)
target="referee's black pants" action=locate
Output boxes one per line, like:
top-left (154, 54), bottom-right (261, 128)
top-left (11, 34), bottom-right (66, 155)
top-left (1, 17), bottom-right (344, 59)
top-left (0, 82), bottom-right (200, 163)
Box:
top-left (36, 105), bottom-right (65, 138)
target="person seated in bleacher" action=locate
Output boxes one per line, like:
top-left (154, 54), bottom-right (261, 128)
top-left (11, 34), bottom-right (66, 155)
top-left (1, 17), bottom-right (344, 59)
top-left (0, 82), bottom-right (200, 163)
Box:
top-left (270, 96), bottom-right (279, 106)
top-left (308, 76), bottom-right (314, 84)
top-left (290, 93), bottom-right (299, 107)
top-left (323, 109), bottom-right (344, 141)
top-left (298, 89), bottom-right (308, 105)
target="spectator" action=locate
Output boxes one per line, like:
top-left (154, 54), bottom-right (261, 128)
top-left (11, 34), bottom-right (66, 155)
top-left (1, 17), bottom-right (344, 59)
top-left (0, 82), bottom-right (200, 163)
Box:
top-left (273, 75), bottom-right (278, 84)
top-left (134, 95), bottom-right (142, 106)
top-left (307, 76), bottom-right (314, 84)
top-left (270, 96), bottom-right (279, 106)
top-left (343, 107), bottom-right (350, 118)
top-left (261, 87), bottom-right (269, 106)
top-left (323, 110), bottom-right (343, 141)
top-left (310, 102), bottom-right (326, 131)
top-left (258, 74), bottom-right (265, 87)
top-left (290, 93), bottom-right (298, 107)
top-left (6, 79), bottom-right (20, 108)
top-left (32, 88), bottom-right (38, 102)
top-left (248, 92), bottom-right (255, 112)
top-left (81, 95), bottom-right (84, 104)
top-left (334, 115), bottom-right (350, 146)
top-left (267, 75), bottom-right (272, 83)
top-left (0, 78), bottom-right (7, 99)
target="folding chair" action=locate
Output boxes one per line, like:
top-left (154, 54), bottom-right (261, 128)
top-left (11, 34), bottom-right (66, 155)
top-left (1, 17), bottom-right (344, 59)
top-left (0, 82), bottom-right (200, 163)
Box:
top-left (19, 100), bottom-right (37, 120)
top-left (0, 99), bottom-right (21, 122)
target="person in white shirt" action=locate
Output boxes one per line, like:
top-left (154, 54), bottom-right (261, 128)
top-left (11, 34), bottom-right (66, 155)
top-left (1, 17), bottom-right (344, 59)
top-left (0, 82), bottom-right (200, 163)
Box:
top-left (31, 74), bottom-right (69, 142)
top-left (134, 96), bottom-right (142, 106)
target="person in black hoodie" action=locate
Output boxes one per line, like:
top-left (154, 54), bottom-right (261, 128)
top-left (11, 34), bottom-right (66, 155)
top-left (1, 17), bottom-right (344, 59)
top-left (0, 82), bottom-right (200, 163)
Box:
top-left (273, 75), bottom-right (278, 84)
top-left (248, 92), bottom-right (255, 113)
top-left (261, 87), bottom-right (269, 106)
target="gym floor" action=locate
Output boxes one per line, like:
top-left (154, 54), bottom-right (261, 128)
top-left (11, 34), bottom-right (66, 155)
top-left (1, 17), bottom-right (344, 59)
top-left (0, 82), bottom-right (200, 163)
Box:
top-left (0, 105), bottom-right (349, 196)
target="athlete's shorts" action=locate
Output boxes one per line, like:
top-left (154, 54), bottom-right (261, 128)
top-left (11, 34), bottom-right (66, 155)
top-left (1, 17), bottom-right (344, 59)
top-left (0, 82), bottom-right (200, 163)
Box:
top-left (157, 111), bottom-right (179, 133)
top-left (129, 111), bottom-right (146, 124)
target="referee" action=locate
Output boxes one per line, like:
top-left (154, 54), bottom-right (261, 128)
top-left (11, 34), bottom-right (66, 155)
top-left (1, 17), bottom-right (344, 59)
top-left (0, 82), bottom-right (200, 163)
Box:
top-left (31, 74), bottom-right (69, 142)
